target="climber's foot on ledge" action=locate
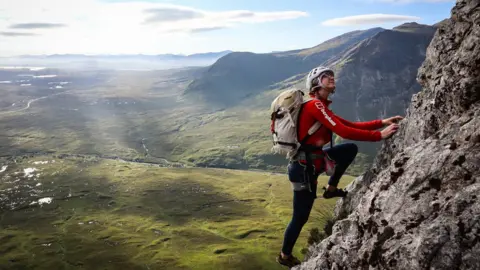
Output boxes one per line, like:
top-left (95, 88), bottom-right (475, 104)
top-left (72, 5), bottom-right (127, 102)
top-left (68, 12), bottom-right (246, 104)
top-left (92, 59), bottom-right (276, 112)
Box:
top-left (322, 186), bottom-right (348, 199)
top-left (277, 253), bottom-right (301, 268)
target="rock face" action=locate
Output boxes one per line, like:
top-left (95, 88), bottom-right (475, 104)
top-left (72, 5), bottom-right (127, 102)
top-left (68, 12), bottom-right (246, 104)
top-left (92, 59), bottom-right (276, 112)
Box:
top-left (296, 1), bottom-right (480, 270)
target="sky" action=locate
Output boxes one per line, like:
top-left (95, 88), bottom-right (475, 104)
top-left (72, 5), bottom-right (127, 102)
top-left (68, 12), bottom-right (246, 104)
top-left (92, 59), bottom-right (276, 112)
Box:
top-left (0, 0), bottom-right (455, 56)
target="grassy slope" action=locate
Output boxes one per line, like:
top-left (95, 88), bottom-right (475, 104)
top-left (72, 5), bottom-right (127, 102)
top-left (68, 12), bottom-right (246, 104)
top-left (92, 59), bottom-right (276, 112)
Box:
top-left (0, 156), bottom-right (353, 270)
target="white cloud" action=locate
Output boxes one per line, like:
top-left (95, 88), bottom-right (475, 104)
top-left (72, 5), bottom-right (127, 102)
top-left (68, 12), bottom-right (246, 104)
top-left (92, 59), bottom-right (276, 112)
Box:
top-left (0, 0), bottom-right (307, 55)
top-left (143, 6), bottom-right (204, 23)
top-left (321, 14), bottom-right (421, 26)
top-left (1, 31), bottom-right (37, 36)
top-left (142, 7), bottom-right (308, 33)
top-left (10, 23), bottom-right (66, 29)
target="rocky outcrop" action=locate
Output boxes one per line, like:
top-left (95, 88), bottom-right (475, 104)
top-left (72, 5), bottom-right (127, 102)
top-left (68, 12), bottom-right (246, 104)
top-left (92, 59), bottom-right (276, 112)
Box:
top-left (296, 1), bottom-right (480, 270)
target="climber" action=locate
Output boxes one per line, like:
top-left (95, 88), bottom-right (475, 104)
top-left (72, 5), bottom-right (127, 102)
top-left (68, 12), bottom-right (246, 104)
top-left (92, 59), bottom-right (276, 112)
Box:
top-left (276, 66), bottom-right (403, 268)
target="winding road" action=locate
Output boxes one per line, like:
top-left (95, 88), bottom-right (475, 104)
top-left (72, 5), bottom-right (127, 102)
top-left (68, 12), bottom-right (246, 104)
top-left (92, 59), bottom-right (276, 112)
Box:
top-left (0, 90), bottom-right (74, 116)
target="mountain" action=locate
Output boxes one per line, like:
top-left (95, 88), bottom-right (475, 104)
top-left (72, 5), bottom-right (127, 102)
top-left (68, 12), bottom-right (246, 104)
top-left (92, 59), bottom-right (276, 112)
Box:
top-left (296, 0), bottom-right (479, 269)
top-left (293, 28), bottom-right (385, 58)
top-left (186, 51), bottom-right (233, 59)
top-left (184, 28), bottom-right (385, 106)
top-left (0, 51), bottom-right (233, 70)
top-left (14, 51), bottom-right (233, 61)
top-left (322, 23), bottom-right (437, 158)
top-left (392, 22), bottom-right (438, 34)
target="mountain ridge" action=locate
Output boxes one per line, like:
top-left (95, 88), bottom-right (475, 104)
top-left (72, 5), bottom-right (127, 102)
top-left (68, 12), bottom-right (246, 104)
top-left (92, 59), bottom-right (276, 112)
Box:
top-left (0, 51), bottom-right (234, 70)
top-left (184, 27), bottom-right (388, 106)
top-left (4, 50), bottom-right (234, 60)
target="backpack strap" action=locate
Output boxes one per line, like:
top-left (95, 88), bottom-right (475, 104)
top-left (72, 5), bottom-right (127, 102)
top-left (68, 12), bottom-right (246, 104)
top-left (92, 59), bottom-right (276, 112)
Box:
top-left (298, 100), bottom-right (334, 149)
top-left (299, 121), bottom-right (322, 146)
top-left (297, 101), bottom-right (322, 147)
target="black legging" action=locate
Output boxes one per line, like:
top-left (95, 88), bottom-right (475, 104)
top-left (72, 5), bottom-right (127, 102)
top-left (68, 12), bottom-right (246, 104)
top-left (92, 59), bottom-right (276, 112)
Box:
top-left (326, 143), bottom-right (358, 187)
top-left (281, 143), bottom-right (358, 255)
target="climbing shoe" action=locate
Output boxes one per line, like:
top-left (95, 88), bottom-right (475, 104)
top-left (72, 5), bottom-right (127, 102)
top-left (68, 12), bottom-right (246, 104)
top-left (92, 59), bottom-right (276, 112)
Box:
top-left (322, 187), bottom-right (348, 199)
top-left (276, 253), bottom-right (301, 268)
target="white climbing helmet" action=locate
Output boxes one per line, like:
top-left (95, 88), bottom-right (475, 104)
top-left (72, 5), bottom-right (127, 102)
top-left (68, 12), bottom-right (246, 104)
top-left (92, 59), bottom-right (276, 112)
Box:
top-left (305, 66), bottom-right (334, 93)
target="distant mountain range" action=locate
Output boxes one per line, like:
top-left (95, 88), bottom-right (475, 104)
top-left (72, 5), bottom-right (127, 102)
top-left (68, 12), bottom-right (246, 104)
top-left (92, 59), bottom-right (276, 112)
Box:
top-left (14, 51), bottom-right (233, 61)
top-left (185, 28), bottom-right (385, 105)
top-left (0, 51), bottom-right (233, 70)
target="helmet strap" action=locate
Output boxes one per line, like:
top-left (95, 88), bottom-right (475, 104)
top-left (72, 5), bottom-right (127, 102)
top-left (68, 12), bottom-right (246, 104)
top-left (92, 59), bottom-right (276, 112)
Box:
top-left (310, 86), bottom-right (335, 99)
top-left (311, 74), bottom-right (335, 95)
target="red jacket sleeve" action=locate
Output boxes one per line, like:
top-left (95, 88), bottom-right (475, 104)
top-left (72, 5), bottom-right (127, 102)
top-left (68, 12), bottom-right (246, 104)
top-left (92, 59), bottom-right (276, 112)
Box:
top-left (336, 115), bottom-right (384, 130)
top-left (307, 100), bottom-right (382, 142)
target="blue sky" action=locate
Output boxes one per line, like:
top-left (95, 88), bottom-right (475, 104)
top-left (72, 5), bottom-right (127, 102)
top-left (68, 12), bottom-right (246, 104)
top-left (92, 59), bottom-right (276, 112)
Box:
top-left (0, 0), bottom-right (455, 56)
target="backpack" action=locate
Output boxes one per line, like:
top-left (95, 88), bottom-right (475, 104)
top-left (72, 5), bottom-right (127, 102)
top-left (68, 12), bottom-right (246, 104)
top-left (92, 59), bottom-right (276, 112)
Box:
top-left (269, 89), bottom-right (336, 176)
top-left (269, 89), bottom-right (322, 159)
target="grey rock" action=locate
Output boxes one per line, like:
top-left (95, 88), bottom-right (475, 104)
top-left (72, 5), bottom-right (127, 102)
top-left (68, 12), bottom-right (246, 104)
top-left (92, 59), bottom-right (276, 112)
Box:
top-left (296, 1), bottom-right (480, 269)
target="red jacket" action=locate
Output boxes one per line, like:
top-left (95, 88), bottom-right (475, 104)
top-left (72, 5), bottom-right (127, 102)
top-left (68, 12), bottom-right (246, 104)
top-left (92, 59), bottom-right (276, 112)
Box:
top-left (298, 98), bottom-right (383, 169)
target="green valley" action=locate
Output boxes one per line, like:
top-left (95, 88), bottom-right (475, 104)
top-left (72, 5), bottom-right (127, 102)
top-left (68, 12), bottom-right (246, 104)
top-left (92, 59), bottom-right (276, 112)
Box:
top-left (0, 155), bottom-right (351, 270)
